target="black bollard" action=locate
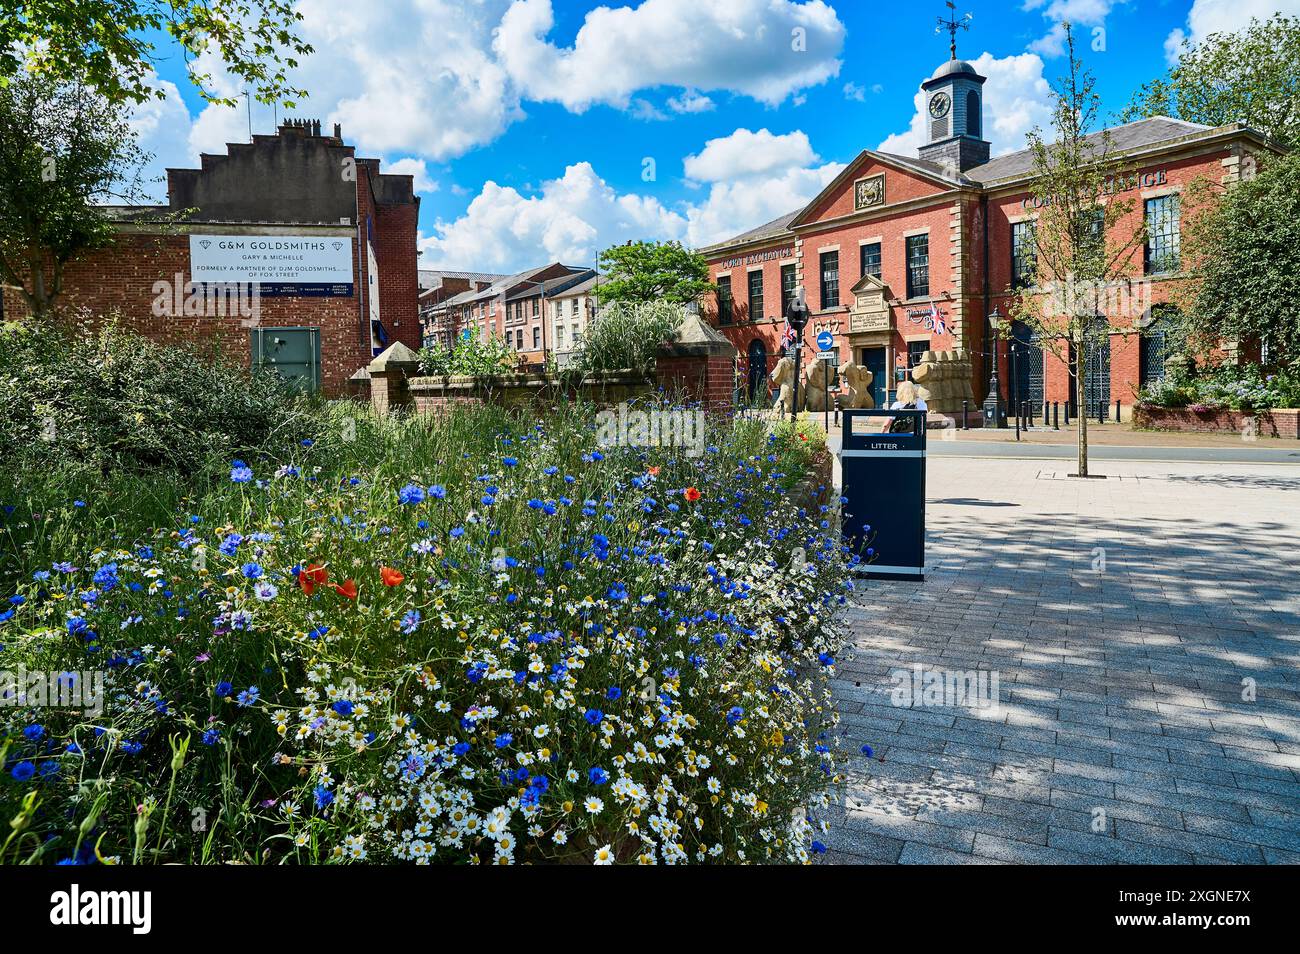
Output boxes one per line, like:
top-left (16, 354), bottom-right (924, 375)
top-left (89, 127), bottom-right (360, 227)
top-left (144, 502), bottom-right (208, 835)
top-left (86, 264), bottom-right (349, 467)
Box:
top-left (962, 400), bottom-right (969, 429)
top-left (1115, 398), bottom-right (1121, 423)
top-left (1053, 401), bottom-right (1060, 430)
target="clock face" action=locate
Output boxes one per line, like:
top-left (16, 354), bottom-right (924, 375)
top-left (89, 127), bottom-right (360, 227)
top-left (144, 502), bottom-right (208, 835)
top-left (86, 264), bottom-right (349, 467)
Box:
top-left (929, 92), bottom-right (951, 119)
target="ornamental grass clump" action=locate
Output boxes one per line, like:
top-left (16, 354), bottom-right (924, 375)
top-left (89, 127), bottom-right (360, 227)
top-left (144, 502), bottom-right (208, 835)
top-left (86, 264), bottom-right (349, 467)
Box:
top-left (0, 400), bottom-right (859, 864)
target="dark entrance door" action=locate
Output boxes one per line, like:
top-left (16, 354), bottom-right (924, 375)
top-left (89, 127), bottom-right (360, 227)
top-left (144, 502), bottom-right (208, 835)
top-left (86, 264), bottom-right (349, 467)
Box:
top-left (1010, 321), bottom-right (1043, 410)
top-left (746, 339), bottom-right (768, 403)
top-left (860, 346), bottom-right (887, 408)
top-left (1068, 323), bottom-right (1111, 419)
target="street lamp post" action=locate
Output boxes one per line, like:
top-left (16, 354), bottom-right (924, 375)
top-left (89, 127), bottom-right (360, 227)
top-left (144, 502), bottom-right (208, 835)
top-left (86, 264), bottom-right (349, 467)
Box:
top-left (984, 307), bottom-right (1007, 428)
top-left (786, 286), bottom-right (810, 425)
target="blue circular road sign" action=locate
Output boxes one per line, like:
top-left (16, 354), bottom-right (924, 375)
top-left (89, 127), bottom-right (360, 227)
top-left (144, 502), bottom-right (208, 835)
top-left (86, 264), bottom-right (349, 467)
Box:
top-left (816, 330), bottom-right (834, 351)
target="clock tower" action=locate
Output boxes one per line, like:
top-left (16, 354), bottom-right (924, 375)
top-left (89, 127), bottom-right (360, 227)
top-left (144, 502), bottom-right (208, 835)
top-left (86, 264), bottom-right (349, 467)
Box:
top-left (916, 9), bottom-right (990, 174)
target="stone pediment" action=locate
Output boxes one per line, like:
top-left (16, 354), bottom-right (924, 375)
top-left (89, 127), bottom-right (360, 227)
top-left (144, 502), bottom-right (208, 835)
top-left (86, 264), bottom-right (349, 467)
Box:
top-left (848, 274), bottom-right (893, 335)
top-left (849, 273), bottom-right (890, 296)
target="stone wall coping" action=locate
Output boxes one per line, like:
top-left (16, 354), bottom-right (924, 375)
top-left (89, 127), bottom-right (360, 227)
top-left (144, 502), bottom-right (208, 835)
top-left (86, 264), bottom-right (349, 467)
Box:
top-left (408, 370), bottom-right (652, 390)
top-left (367, 341), bottom-right (421, 373)
top-left (656, 313), bottom-right (738, 359)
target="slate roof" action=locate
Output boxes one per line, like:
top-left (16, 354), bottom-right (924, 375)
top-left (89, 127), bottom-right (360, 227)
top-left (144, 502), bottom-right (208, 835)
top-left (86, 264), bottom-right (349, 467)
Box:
top-left (964, 117), bottom-right (1214, 184)
top-left (418, 269), bottom-right (506, 291)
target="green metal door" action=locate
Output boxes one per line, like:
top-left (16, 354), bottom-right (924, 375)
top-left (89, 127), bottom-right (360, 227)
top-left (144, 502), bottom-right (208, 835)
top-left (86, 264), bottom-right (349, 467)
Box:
top-left (251, 328), bottom-right (321, 393)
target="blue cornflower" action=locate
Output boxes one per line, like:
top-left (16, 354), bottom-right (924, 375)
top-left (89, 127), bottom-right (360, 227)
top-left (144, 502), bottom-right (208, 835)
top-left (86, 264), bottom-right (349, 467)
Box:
top-left (726, 706), bottom-right (745, 726)
top-left (202, 728), bottom-right (220, 746)
top-left (313, 785), bottom-right (334, 810)
top-left (241, 562), bottom-right (264, 580)
top-left (606, 687), bottom-right (622, 701)
top-left (398, 483), bottom-right (426, 505)
top-left (494, 732), bottom-right (513, 748)
top-left (23, 724), bottom-right (44, 741)
top-left (331, 700), bottom-right (354, 716)
top-left (215, 681), bottom-right (234, 697)
top-left (502, 456), bottom-right (518, 467)
top-left (584, 708), bottom-right (603, 725)
top-left (230, 460), bottom-right (253, 483)
top-left (236, 686), bottom-right (260, 707)
top-left (10, 760), bottom-right (36, 781)
top-left (588, 766), bottom-right (609, 785)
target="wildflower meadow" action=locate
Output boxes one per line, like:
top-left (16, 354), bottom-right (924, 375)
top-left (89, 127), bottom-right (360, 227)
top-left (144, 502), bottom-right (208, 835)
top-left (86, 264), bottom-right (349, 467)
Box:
top-left (1, 396), bottom-right (863, 865)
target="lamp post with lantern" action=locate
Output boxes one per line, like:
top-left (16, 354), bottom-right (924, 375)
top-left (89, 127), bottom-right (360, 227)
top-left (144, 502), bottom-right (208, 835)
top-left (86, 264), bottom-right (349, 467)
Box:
top-left (983, 307), bottom-right (1007, 428)
top-left (786, 286), bottom-right (810, 424)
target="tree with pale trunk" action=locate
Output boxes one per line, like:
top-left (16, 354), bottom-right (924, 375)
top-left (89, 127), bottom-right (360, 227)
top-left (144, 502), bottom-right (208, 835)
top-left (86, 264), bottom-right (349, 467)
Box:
top-left (1009, 24), bottom-right (1151, 478)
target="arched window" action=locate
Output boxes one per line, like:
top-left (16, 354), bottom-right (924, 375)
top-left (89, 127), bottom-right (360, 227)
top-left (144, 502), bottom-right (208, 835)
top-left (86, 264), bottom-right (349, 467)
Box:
top-left (966, 90), bottom-right (981, 138)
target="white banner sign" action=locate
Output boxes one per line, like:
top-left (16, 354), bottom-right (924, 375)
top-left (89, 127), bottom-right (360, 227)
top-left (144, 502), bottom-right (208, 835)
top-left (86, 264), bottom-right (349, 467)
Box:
top-left (189, 235), bottom-right (354, 284)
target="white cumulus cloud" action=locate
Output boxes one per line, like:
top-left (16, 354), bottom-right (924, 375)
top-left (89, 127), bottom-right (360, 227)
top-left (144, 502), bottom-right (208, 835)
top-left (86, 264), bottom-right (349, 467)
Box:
top-left (683, 128), bottom-right (817, 182)
top-left (1164, 0), bottom-right (1300, 64)
top-left (385, 158), bottom-right (438, 194)
top-left (420, 125), bottom-right (845, 270)
top-left (419, 162), bottom-right (687, 271)
top-left (1024, 0), bottom-right (1125, 57)
top-left (876, 51), bottom-right (1053, 160)
top-left (492, 0), bottom-right (845, 111)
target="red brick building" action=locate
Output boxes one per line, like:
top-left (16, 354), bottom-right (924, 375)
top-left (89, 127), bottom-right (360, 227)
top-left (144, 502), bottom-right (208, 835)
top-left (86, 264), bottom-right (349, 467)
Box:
top-left (427, 263), bottom-right (595, 368)
top-left (700, 55), bottom-right (1283, 417)
top-left (4, 120), bottom-right (420, 396)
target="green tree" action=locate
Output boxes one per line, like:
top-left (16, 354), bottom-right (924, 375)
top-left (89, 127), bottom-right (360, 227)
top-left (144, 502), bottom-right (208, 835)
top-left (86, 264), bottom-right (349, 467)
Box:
top-left (0, 74), bottom-right (149, 318)
top-left (595, 240), bottom-right (713, 305)
top-left (1121, 15), bottom-right (1300, 148)
top-left (1182, 150), bottom-right (1300, 370)
top-left (1010, 24), bottom-right (1149, 478)
top-left (1, 0), bottom-right (313, 107)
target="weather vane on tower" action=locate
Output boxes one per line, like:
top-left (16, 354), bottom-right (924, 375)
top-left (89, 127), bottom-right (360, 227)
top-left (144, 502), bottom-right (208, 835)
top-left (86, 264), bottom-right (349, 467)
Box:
top-left (936, 2), bottom-right (973, 60)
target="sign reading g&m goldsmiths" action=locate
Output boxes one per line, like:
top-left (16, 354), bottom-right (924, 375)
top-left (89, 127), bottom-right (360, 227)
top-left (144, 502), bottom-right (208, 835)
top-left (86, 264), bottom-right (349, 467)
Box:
top-left (189, 234), bottom-right (354, 296)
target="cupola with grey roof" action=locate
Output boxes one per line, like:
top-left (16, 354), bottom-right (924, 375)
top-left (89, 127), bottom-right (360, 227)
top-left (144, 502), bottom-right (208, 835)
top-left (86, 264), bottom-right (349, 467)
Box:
top-left (917, 51), bottom-right (990, 173)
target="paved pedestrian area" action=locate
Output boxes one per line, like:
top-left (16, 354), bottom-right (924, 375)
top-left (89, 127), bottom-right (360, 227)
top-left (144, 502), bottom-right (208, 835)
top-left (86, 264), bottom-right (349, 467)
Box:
top-left (825, 457), bottom-right (1300, 864)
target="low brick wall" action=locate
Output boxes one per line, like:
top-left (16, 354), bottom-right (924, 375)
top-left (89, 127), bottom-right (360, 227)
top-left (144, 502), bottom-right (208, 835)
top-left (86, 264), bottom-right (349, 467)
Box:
top-left (408, 372), bottom-right (654, 413)
top-left (1133, 404), bottom-right (1300, 439)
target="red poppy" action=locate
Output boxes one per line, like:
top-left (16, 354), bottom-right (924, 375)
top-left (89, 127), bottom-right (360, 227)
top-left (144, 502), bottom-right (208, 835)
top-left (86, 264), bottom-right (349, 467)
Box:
top-left (380, 566), bottom-right (405, 587)
top-left (332, 579), bottom-right (358, 600)
top-left (684, 487), bottom-right (701, 502)
top-left (647, 466), bottom-right (660, 476)
top-left (298, 563), bottom-right (328, 595)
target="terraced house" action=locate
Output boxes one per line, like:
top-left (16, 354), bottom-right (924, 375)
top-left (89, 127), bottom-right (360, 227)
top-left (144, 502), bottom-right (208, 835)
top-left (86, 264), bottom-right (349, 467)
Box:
top-left (701, 52), bottom-right (1285, 416)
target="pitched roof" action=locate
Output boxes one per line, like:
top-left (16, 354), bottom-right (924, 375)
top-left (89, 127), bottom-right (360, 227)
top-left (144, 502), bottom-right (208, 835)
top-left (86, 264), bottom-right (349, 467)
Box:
top-left (717, 210), bottom-right (801, 249)
top-left (418, 268), bottom-right (506, 290)
top-left (964, 116), bottom-right (1215, 184)
top-left (441, 263), bottom-right (589, 306)
top-left (549, 272), bottom-right (604, 296)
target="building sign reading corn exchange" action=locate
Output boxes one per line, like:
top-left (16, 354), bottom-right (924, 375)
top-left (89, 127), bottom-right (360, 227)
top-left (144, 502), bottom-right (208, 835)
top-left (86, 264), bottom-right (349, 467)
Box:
top-left (718, 247), bottom-right (795, 269)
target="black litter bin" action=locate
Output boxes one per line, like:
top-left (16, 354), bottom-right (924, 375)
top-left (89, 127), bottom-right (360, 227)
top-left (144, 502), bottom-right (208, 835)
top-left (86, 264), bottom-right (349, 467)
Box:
top-left (839, 408), bottom-right (926, 580)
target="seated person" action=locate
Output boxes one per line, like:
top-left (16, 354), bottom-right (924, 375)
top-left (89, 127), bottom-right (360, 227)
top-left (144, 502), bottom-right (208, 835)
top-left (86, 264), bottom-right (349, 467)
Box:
top-left (887, 380), bottom-right (927, 433)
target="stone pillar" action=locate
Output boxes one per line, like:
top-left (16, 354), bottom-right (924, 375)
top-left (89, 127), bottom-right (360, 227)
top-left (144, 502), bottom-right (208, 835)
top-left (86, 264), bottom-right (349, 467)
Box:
top-left (366, 341), bottom-right (421, 416)
top-left (655, 312), bottom-right (738, 412)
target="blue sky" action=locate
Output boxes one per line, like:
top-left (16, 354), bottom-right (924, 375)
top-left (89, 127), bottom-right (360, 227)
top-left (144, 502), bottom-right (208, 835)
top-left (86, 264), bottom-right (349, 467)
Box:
top-left (133, 0), bottom-right (1298, 272)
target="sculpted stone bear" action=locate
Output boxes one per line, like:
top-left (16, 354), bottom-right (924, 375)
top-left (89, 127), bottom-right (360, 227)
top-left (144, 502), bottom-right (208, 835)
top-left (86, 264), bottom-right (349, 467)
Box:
top-left (770, 354), bottom-right (803, 414)
top-left (838, 359), bottom-right (875, 409)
